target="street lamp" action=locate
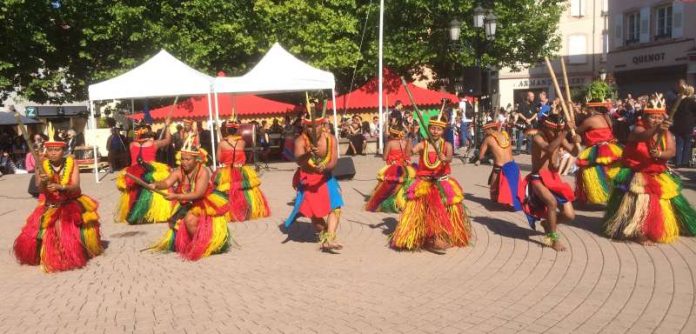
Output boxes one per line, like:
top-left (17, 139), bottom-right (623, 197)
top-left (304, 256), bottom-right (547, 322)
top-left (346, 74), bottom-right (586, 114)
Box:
top-left (449, 19), bottom-right (461, 42)
top-left (473, 6), bottom-right (486, 28)
top-left (484, 12), bottom-right (497, 40)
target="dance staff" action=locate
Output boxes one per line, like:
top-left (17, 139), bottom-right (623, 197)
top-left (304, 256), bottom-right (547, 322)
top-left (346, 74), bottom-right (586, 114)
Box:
top-left (365, 124), bottom-right (415, 213)
top-left (149, 135), bottom-right (230, 260)
top-left (521, 115), bottom-right (579, 251)
top-left (214, 119), bottom-right (270, 221)
top-left (476, 121), bottom-right (523, 210)
top-left (604, 94), bottom-right (696, 244)
top-left (391, 115), bottom-right (470, 251)
top-left (575, 101), bottom-right (623, 204)
top-left (14, 124), bottom-right (103, 272)
top-left (115, 119), bottom-right (173, 224)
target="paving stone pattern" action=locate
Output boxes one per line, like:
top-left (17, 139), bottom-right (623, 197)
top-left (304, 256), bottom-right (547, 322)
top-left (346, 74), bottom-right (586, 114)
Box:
top-left (0, 155), bottom-right (695, 333)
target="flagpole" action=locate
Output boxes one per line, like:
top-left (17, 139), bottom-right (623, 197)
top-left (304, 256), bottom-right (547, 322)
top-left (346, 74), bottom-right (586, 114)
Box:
top-left (377, 0), bottom-right (385, 154)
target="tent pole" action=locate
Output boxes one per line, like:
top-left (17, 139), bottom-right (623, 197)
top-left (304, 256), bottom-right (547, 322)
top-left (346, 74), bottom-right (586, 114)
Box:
top-left (332, 89), bottom-right (340, 158)
top-left (377, 0), bottom-right (385, 154)
top-left (206, 90), bottom-right (217, 170)
top-left (90, 100), bottom-right (100, 184)
top-left (213, 91), bottom-right (221, 144)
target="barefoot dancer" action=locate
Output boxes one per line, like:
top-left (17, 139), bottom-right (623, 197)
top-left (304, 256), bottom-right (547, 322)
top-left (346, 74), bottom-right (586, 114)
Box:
top-left (149, 136), bottom-right (230, 260)
top-left (604, 94), bottom-right (696, 244)
top-left (284, 109), bottom-right (344, 251)
top-left (476, 121), bottom-right (523, 210)
top-left (115, 120), bottom-right (173, 224)
top-left (14, 124), bottom-right (103, 272)
top-left (575, 100), bottom-right (623, 204)
top-left (365, 124), bottom-right (415, 213)
top-left (391, 115), bottom-right (471, 251)
top-left (214, 118), bottom-right (270, 221)
top-left (521, 114), bottom-right (579, 251)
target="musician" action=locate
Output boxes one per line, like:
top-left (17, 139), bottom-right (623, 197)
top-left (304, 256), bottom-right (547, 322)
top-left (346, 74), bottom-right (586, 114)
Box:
top-left (149, 135), bottom-right (230, 260)
top-left (476, 121), bottom-right (523, 211)
top-left (284, 108), bottom-right (344, 252)
top-left (14, 125), bottom-right (103, 272)
top-left (114, 119), bottom-right (173, 225)
top-left (604, 94), bottom-right (696, 244)
top-left (521, 114), bottom-right (579, 252)
top-left (214, 118), bottom-right (270, 222)
top-left (391, 114), bottom-right (471, 251)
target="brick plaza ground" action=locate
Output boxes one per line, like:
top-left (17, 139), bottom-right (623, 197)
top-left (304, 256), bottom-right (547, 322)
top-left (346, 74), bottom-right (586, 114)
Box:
top-left (1, 154), bottom-right (695, 333)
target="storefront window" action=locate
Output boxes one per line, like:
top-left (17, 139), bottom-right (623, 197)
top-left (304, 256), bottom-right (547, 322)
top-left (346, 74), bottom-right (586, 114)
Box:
top-left (626, 12), bottom-right (640, 44)
top-left (656, 5), bottom-right (672, 39)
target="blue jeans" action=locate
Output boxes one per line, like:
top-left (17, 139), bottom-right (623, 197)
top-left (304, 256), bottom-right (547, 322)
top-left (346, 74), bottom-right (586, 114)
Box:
top-left (515, 128), bottom-right (529, 154)
top-left (459, 122), bottom-right (471, 147)
top-left (674, 133), bottom-right (693, 167)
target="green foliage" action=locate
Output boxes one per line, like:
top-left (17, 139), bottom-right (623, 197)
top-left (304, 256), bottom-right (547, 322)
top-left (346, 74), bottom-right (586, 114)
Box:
top-left (0, 0), bottom-right (563, 104)
top-left (583, 80), bottom-right (617, 102)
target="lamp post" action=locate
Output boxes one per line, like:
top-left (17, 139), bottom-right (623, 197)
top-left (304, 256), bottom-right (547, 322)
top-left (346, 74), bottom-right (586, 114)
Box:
top-left (599, 68), bottom-right (607, 81)
top-left (449, 3), bottom-right (497, 150)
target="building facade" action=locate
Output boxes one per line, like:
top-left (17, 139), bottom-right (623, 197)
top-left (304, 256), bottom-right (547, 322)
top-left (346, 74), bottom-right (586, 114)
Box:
top-left (607, 0), bottom-right (696, 96)
top-left (498, 0), bottom-right (609, 108)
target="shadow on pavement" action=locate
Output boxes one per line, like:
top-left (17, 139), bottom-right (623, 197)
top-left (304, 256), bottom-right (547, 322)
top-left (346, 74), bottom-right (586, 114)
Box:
top-left (278, 221), bottom-right (317, 244)
top-left (567, 213), bottom-right (606, 237)
top-left (465, 193), bottom-right (518, 213)
top-left (473, 216), bottom-right (546, 247)
top-left (370, 217), bottom-right (397, 236)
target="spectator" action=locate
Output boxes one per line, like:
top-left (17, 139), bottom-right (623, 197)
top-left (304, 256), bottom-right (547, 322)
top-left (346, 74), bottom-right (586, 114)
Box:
top-left (269, 118), bottom-right (283, 134)
top-left (670, 84), bottom-right (696, 168)
top-left (537, 91), bottom-right (551, 120)
top-left (346, 115), bottom-right (366, 155)
top-left (65, 129), bottom-right (78, 156)
top-left (515, 91), bottom-right (537, 154)
top-left (389, 100), bottom-right (405, 127)
top-left (369, 116), bottom-right (380, 137)
top-left (106, 127), bottom-right (129, 172)
top-left (258, 120), bottom-right (271, 164)
top-left (459, 102), bottom-right (473, 148)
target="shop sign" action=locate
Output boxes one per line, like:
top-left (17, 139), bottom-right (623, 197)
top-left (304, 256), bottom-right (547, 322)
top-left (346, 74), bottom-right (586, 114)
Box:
top-left (513, 77), bottom-right (586, 89)
top-left (632, 52), bottom-right (665, 65)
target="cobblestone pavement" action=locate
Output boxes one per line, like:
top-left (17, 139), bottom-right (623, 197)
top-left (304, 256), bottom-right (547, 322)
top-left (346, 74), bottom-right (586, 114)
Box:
top-left (1, 155), bottom-right (695, 334)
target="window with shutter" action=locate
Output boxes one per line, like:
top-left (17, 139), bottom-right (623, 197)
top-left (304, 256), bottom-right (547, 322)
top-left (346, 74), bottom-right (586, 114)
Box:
top-left (655, 4), bottom-right (673, 39)
top-left (625, 12), bottom-right (640, 44)
top-left (570, 0), bottom-right (584, 17)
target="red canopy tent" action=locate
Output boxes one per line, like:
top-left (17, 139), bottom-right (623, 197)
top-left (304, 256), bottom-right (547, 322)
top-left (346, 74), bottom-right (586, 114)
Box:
top-left (130, 94), bottom-right (296, 121)
top-left (330, 68), bottom-right (468, 111)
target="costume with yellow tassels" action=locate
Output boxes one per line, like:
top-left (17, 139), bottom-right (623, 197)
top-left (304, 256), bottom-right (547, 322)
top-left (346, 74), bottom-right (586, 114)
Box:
top-left (391, 117), bottom-right (471, 250)
top-left (14, 124), bottom-right (103, 272)
top-left (115, 123), bottom-right (172, 224)
top-left (151, 136), bottom-right (230, 260)
top-left (365, 127), bottom-right (415, 213)
top-left (604, 94), bottom-right (696, 243)
top-left (575, 100), bottom-right (623, 204)
top-left (213, 118), bottom-right (270, 221)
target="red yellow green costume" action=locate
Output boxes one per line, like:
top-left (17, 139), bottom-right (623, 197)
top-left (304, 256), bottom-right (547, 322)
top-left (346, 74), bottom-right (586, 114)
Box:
top-left (213, 135), bottom-right (270, 221)
top-left (391, 139), bottom-right (470, 250)
top-left (365, 141), bottom-right (415, 213)
top-left (604, 130), bottom-right (696, 243)
top-left (576, 125), bottom-right (623, 205)
top-left (115, 142), bottom-right (172, 224)
top-left (13, 156), bottom-right (103, 272)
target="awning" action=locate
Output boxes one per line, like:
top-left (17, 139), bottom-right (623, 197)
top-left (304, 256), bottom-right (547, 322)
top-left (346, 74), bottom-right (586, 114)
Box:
top-left (129, 94), bottom-right (296, 121)
top-left (0, 111), bottom-right (42, 125)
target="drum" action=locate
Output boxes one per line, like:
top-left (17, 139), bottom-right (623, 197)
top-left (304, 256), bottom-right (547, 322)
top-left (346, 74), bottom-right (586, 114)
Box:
top-left (238, 124), bottom-right (256, 148)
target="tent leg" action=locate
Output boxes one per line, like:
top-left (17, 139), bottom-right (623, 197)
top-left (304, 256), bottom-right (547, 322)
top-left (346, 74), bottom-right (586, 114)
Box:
top-left (332, 89), bottom-right (340, 158)
top-left (206, 90), bottom-right (217, 170)
top-left (90, 100), bottom-right (100, 184)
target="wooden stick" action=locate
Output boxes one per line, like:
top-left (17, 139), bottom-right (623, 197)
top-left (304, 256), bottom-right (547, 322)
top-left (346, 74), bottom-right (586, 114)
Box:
top-left (544, 57), bottom-right (581, 149)
top-left (400, 77), bottom-right (441, 156)
top-left (12, 109), bottom-right (45, 177)
top-left (158, 96), bottom-right (179, 140)
top-left (125, 172), bottom-right (167, 196)
top-left (559, 57), bottom-right (575, 121)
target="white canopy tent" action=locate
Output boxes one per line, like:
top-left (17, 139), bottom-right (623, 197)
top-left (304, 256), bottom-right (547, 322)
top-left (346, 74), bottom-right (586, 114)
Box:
top-left (213, 43), bottom-right (340, 151)
top-left (87, 50), bottom-right (217, 183)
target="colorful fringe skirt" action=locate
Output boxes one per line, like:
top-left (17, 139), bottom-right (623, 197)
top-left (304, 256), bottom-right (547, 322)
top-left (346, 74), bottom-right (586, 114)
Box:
top-left (285, 170), bottom-right (344, 227)
top-left (115, 162), bottom-right (172, 224)
top-left (365, 163), bottom-right (415, 213)
top-left (604, 168), bottom-right (696, 243)
top-left (214, 165), bottom-right (270, 222)
top-left (151, 189), bottom-right (230, 261)
top-left (391, 176), bottom-right (471, 250)
top-left (575, 142), bottom-right (623, 205)
top-left (14, 195), bottom-right (103, 272)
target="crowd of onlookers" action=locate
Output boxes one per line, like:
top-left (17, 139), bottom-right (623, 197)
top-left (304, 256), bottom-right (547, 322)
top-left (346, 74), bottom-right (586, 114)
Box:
top-left (0, 128), bottom-right (83, 176)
